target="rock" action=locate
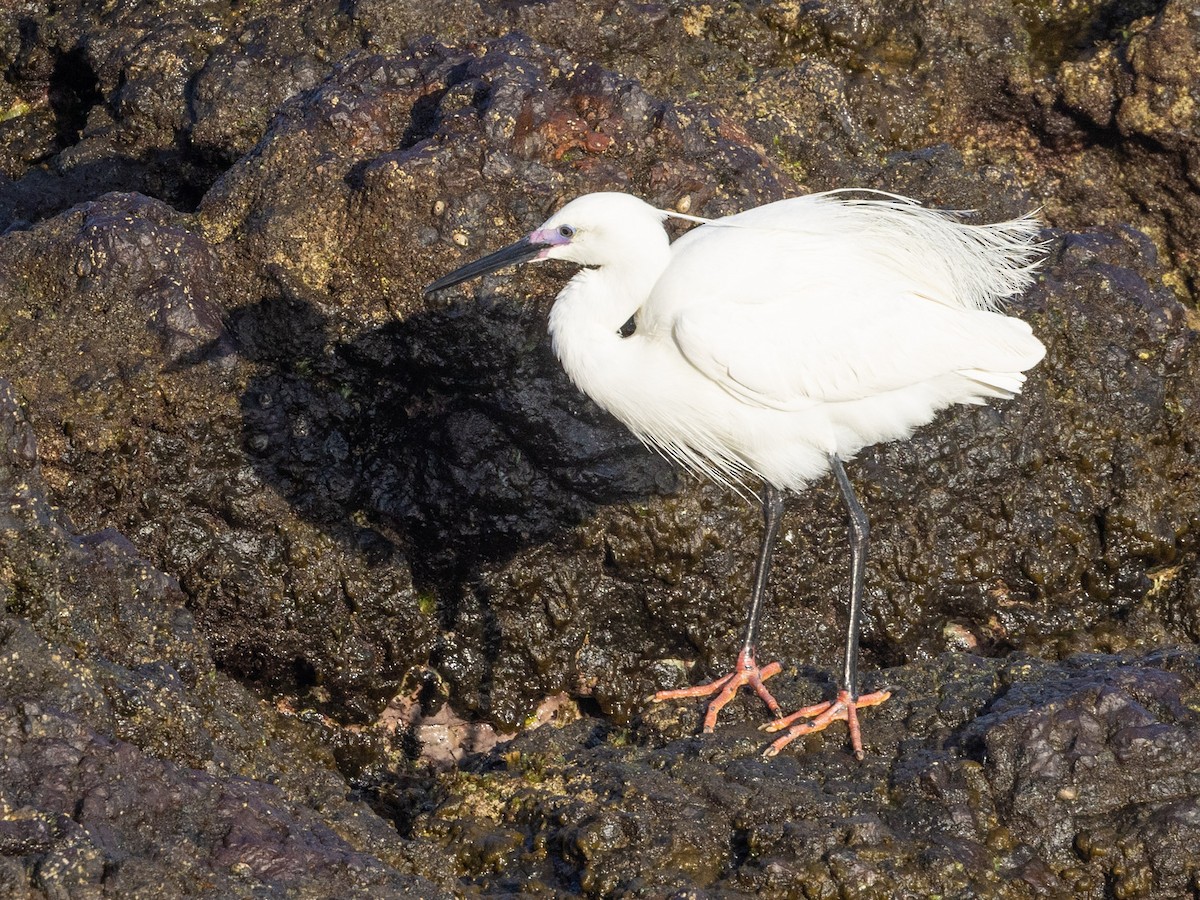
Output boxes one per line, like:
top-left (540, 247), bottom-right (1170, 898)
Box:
top-left (0, 378), bottom-right (451, 895)
top-left (2, 0), bottom-right (1200, 896)
top-left (417, 651), bottom-right (1200, 896)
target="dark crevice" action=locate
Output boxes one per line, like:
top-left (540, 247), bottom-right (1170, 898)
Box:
top-left (49, 46), bottom-right (103, 151)
top-left (399, 61), bottom-right (489, 150)
top-left (400, 90), bottom-right (445, 150)
top-left (1014, 0), bottom-right (1167, 68)
top-left (293, 655), bottom-right (319, 689)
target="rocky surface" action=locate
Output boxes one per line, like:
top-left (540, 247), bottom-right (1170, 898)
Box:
top-left (2, 0), bottom-right (1199, 896)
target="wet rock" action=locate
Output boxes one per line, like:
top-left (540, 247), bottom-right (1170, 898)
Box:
top-left (0, 699), bottom-right (442, 898)
top-left (0, 189), bottom-right (439, 720)
top-left (0, 1), bottom-right (360, 227)
top-left (0, 379), bottom-right (452, 895)
top-left (416, 651), bottom-right (1200, 897)
top-left (1117, 2), bottom-right (1199, 154)
top-left (1032, 0), bottom-right (1200, 294)
top-left (1, 0), bottom-right (1200, 896)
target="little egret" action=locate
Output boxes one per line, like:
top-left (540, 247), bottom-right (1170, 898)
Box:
top-left (425, 190), bottom-right (1045, 758)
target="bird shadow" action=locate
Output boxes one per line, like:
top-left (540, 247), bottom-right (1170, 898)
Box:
top-left (222, 277), bottom-right (679, 629)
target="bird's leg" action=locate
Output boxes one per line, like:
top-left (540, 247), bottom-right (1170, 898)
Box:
top-left (650, 482), bottom-right (786, 732)
top-left (762, 455), bottom-right (891, 759)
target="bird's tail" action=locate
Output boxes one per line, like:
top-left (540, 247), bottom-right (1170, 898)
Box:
top-left (957, 369), bottom-right (1028, 399)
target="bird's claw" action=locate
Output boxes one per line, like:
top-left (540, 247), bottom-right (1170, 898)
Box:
top-left (761, 688), bottom-right (891, 759)
top-left (650, 648), bottom-right (783, 732)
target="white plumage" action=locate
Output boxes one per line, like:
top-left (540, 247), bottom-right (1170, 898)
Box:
top-left (426, 189), bottom-right (1046, 758)
top-left (540, 191), bottom-right (1044, 494)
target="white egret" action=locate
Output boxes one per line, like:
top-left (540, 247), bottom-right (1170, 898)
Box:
top-left (425, 190), bottom-right (1045, 758)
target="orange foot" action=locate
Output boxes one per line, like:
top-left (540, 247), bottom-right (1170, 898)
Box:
top-left (650, 648), bottom-right (783, 732)
top-left (761, 688), bottom-right (892, 760)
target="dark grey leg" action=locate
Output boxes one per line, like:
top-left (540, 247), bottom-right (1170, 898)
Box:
top-left (649, 480), bottom-right (785, 728)
top-left (829, 454), bottom-right (868, 698)
top-left (738, 482), bottom-right (786, 659)
top-left (762, 457), bottom-right (890, 758)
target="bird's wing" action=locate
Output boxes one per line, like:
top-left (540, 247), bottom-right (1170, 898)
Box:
top-left (671, 294), bottom-right (1042, 409)
top-left (648, 215), bottom-right (1044, 410)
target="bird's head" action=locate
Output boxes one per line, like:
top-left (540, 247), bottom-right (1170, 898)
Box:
top-left (424, 192), bottom-right (669, 295)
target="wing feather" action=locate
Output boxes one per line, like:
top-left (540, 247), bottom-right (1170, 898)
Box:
top-left (643, 193), bottom-right (1045, 410)
top-left (672, 294), bottom-right (1042, 409)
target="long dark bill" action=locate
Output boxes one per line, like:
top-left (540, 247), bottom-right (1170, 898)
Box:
top-left (424, 235), bottom-right (548, 294)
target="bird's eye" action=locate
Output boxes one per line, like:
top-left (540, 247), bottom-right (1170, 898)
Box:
top-left (557, 224), bottom-right (576, 238)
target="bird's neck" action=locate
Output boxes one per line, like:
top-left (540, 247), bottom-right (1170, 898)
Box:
top-left (547, 253), bottom-right (667, 410)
